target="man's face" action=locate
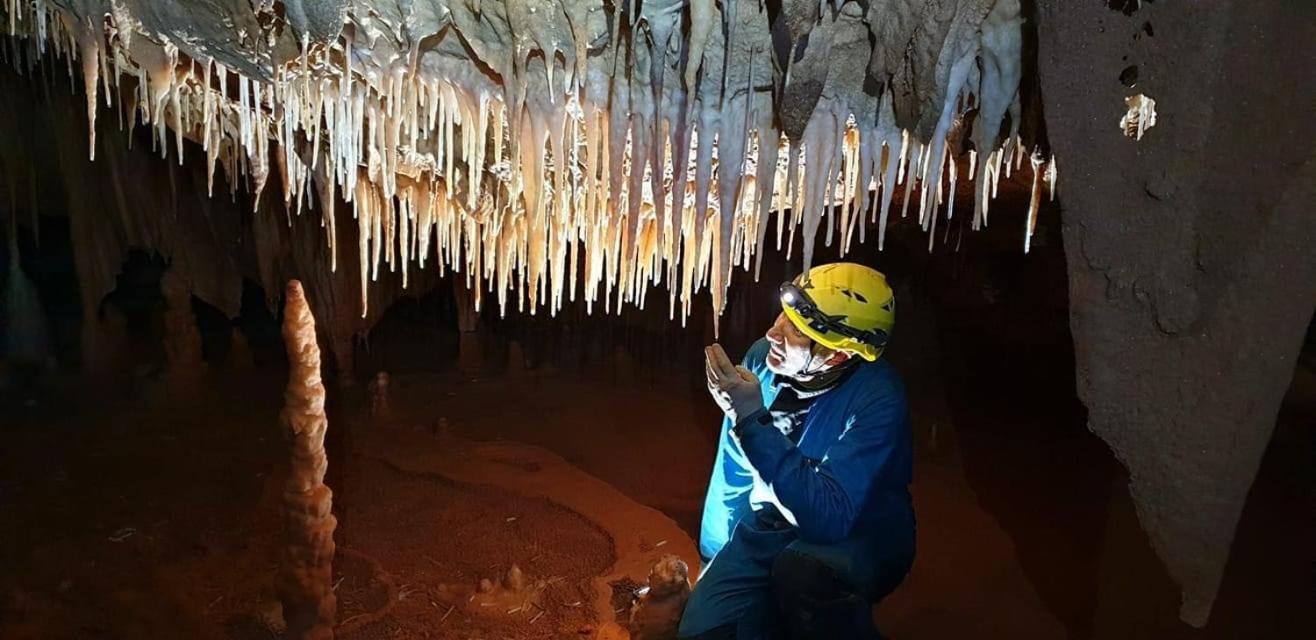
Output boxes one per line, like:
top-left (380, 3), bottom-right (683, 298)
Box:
top-left (764, 312), bottom-right (826, 377)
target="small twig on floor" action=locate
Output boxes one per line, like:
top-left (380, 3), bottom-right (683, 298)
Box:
top-left (332, 577), bottom-right (345, 592)
top-left (440, 604), bottom-right (455, 622)
top-left (530, 610), bottom-right (545, 624)
top-left (423, 554), bottom-right (442, 567)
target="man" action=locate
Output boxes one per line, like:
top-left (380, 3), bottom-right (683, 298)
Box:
top-left (679, 262), bottom-right (915, 640)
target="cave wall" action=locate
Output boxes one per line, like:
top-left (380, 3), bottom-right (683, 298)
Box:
top-left (0, 58), bottom-right (446, 378)
top-left (1034, 1), bottom-right (1316, 626)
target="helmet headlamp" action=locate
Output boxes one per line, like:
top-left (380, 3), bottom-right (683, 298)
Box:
top-left (778, 282), bottom-right (889, 349)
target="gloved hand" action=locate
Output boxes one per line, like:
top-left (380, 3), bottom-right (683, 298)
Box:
top-left (705, 344), bottom-right (764, 425)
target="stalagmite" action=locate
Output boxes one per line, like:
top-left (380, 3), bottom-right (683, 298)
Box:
top-left (3, 214), bottom-right (51, 368)
top-left (276, 280), bottom-right (337, 640)
top-left (160, 270), bottom-right (206, 388)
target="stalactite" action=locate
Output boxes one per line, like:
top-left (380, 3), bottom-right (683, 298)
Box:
top-left (276, 280), bottom-right (337, 640)
top-left (1, 0), bottom-right (1054, 328)
top-left (1023, 148), bottom-right (1045, 254)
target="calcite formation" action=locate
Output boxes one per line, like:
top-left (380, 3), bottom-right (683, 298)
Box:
top-left (3, 216), bottom-right (50, 366)
top-left (1036, 0), bottom-right (1316, 628)
top-left (160, 269), bottom-right (206, 386)
top-left (2, 0), bottom-right (1053, 332)
top-left (277, 279), bottom-right (338, 640)
top-left (627, 554), bottom-right (690, 640)
top-left (0, 1), bottom-right (1306, 634)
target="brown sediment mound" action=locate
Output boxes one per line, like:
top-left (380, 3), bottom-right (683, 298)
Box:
top-left (336, 456), bottom-right (614, 639)
top-left (360, 427), bottom-right (701, 637)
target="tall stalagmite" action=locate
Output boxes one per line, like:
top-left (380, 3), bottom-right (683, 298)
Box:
top-left (277, 280), bottom-right (337, 640)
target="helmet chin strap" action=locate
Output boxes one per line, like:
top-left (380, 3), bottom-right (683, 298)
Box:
top-left (796, 345), bottom-right (832, 379)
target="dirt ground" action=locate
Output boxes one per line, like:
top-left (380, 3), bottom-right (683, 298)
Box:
top-left (0, 370), bottom-right (620, 640)
top-left (0, 346), bottom-right (1311, 639)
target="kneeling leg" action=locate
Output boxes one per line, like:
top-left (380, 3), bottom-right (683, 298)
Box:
top-left (770, 547), bottom-right (877, 639)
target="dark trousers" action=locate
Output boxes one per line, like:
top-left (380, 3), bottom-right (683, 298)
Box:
top-left (679, 518), bottom-right (913, 640)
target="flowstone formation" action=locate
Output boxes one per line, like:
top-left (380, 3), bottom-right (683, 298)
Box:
top-left (1, 0), bottom-right (1053, 331)
top-left (1035, 1), bottom-right (1316, 628)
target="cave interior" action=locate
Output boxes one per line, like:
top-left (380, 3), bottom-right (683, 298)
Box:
top-left (0, 1), bottom-right (1312, 639)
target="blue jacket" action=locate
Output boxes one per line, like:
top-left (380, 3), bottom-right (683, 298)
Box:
top-left (699, 338), bottom-right (915, 561)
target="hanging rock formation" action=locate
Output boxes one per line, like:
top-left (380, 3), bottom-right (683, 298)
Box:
top-left (277, 279), bottom-right (337, 639)
top-left (1034, 1), bottom-right (1316, 627)
top-left (0, 0), bottom-right (1052, 330)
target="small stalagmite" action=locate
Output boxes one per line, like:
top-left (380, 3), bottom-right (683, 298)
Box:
top-left (504, 563), bottom-right (525, 592)
top-left (627, 555), bottom-right (691, 640)
top-left (229, 326), bottom-right (255, 370)
top-left (367, 371), bottom-right (391, 422)
top-left (276, 280), bottom-right (338, 640)
top-left (160, 270), bottom-right (205, 387)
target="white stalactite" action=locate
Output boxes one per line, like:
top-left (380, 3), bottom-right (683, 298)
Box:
top-left (2, 0), bottom-right (1056, 326)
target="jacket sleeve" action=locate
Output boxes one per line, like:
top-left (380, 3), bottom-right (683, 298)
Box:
top-left (697, 340), bottom-right (770, 561)
top-left (736, 384), bottom-right (905, 544)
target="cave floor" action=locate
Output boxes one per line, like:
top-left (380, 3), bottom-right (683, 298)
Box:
top-left (0, 360), bottom-right (1310, 639)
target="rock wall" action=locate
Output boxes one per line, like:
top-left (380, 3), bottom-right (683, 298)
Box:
top-left (0, 59), bottom-right (445, 378)
top-left (1035, 1), bottom-right (1316, 627)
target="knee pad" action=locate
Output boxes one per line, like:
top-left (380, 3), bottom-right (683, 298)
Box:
top-left (771, 549), bottom-right (876, 639)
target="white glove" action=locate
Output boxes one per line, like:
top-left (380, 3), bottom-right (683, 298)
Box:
top-left (705, 344), bottom-right (764, 425)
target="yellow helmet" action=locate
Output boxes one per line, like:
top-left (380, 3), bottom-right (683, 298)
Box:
top-left (779, 263), bottom-right (895, 362)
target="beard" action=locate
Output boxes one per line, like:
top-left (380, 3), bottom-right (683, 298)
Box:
top-left (765, 343), bottom-right (816, 379)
